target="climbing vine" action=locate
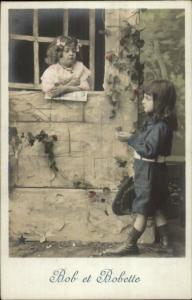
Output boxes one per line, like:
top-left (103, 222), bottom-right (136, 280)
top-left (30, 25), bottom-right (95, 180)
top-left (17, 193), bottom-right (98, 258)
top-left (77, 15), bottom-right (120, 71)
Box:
top-left (105, 22), bottom-right (144, 118)
top-left (27, 130), bottom-right (58, 173)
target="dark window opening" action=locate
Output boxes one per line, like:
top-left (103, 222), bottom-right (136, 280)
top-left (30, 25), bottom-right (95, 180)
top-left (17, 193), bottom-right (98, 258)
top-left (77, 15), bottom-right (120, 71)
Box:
top-left (39, 42), bottom-right (50, 82)
top-left (95, 9), bottom-right (105, 91)
top-left (68, 9), bottom-right (89, 40)
top-left (9, 40), bottom-right (34, 83)
top-left (9, 9), bottom-right (33, 36)
top-left (80, 46), bottom-right (90, 69)
top-left (38, 9), bottom-right (64, 37)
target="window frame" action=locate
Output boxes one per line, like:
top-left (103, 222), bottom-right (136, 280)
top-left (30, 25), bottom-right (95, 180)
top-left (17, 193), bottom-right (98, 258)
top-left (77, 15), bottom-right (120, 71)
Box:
top-left (9, 9), bottom-right (96, 90)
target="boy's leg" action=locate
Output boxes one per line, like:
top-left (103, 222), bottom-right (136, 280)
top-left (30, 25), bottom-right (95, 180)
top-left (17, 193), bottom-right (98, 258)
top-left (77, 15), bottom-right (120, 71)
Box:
top-left (155, 210), bottom-right (169, 247)
top-left (134, 213), bottom-right (148, 232)
top-left (155, 209), bottom-right (167, 227)
top-left (101, 214), bottom-right (147, 256)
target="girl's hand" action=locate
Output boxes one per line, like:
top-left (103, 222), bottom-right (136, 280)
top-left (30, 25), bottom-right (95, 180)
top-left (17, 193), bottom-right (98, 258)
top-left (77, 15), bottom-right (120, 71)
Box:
top-left (48, 85), bottom-right (66, 97)
top-left (60, 77), bottom-right (73, 85)
top-left (116, 131), bottom-right (131, 142)
top-left (67, 77), bottom-right (80, 86)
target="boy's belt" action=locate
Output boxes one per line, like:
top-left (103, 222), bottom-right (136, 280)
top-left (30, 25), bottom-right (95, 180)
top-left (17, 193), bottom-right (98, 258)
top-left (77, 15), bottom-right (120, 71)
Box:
top-left (134, 151), bottom-right (166, 163)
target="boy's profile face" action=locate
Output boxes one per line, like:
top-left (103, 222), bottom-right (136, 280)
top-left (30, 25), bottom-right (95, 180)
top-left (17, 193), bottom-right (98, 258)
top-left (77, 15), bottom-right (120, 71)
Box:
top-left (60, 44), bottom-right (77, 66)
top-left (142, 93), bottom-right (154, 114)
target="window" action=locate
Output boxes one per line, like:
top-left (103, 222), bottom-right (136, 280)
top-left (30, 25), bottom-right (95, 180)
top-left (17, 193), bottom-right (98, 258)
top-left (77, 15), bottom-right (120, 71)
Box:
top-left (9, 9), bottom-right (105, 91)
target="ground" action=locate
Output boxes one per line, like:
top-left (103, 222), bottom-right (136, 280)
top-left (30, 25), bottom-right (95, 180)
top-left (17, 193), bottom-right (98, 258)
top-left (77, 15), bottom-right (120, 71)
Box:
top-left (9, 219), bottom-right (185, 258)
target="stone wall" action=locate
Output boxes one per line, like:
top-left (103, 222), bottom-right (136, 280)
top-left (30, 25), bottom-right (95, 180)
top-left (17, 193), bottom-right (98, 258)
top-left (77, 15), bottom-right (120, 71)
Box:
top-left (9, 9), bottom-right (155, 244)
top-left (9, 91), bottom-right (146, 243)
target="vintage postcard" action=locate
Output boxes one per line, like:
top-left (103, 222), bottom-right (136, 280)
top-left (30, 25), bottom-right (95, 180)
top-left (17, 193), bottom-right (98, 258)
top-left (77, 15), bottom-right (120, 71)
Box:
top-left (1, 1), bottom-right (192, 299)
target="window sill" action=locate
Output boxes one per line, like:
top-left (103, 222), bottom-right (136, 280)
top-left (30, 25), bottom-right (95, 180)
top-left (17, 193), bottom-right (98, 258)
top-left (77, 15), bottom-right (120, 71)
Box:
top-left (9, 90), bottom-right (105, 97)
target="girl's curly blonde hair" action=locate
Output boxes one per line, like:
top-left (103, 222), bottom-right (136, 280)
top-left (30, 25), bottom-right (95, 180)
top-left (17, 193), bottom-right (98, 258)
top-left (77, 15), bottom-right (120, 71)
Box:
top-left (45, 36), bottom-right (80, 65)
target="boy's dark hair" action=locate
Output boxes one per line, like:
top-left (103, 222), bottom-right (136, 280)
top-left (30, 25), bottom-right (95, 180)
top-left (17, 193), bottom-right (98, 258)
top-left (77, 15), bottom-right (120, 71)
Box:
top-left (45, 35), bottom-right (79, 65)
top-left (144, 79), bottom-right (178, 131)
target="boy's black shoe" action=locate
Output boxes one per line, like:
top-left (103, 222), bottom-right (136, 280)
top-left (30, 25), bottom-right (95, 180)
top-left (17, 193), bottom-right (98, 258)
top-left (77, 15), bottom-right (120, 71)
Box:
top-left (160, 235), bottom-right (169, 248)
top-left (100, 227), bottom-right (143, 257)
top-left (101, 243), bottom-right (139, 256)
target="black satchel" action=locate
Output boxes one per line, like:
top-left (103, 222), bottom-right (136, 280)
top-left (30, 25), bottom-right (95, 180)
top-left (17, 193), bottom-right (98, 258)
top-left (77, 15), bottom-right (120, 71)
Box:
top-left (112, 176), bottom-right (135, 215)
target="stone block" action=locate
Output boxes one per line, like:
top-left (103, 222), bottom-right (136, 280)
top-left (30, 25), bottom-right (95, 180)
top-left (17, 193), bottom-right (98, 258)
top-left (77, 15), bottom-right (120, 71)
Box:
top-left (105, 27), bottom-right (120, 53)
top-left (9, 155), bottom-right (18, 189)
top-left (9, 188), bottom-right (134, 243)
top-left (100, 124), bottom-right (129, 158)
top-left (84, 93), bottom-right (137, 128)
top-left (105, 10), bottom-right (120, 27)
top-left (10, 122), bottom-right (52, 138)
top-left (68, 123), bottom-right (102, 156)
top-left (120, 9), bottom-right (140, 26)
top-left (50, 100), bottom-right (84, 122)
top-left (12, 121), bottom-right (135, 189)
top-left (97, 124), bottom-right (134, 176)
top-left (121, 94), bottom-right (138, 124)
top-left (48, 122), bottom-right (102, 157)
top-left (84, 93), bottom-right (112, 123)
top-left (50, 156), bottom-right (85, 188)
top-left (17, 155), bottom-right (53, 187)
top-left (90, 157), bottom-right (125, 189)
top-left (9, 91), bottom-right (51, 122)
top-left (10, 123), bottom-right (70, 157)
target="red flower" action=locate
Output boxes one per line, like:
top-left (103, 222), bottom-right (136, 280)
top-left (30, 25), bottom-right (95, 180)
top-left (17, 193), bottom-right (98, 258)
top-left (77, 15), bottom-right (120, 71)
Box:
top-left (133, 89), bottom-right (139, 97)
top-left (105, 52), bottom-right (114, 62)
top-left (88, 191), bottom-right (96, 198)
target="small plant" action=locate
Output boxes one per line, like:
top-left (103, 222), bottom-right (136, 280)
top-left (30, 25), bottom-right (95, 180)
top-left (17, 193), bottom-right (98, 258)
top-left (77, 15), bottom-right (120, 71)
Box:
top-left (9, 127), bottom-right (22, 157)
top-left (27, 130), bottom-right (58, 173)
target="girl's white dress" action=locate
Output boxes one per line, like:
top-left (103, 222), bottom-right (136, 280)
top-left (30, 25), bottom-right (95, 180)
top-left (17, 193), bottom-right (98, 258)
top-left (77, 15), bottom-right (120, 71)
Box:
top-left (41, 61), bottom-right (91, 94)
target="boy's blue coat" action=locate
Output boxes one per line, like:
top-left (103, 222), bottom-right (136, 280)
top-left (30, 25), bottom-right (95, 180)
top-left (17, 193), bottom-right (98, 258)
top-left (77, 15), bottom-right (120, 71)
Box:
top-left (128, 118), bottom-right (173, 216)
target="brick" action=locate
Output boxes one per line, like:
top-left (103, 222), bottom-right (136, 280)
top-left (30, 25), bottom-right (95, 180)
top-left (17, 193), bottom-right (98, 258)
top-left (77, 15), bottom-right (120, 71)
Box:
top-left (12, 121), bottom-right (135, 189)
top-left (100, 124), bottom-right (132, 158)
top-left (105, 27), bottom-right (120, 53)
top-left (10, 123), bottom-right (70, 157)
top-left (84, 93), bottom-right (137, 127)
top-left (10, 122), bottom-right (51, 138)
top-left (67, 123), bottom-right (102, 156)
top-left (9, 155), bottom-right (18, 189)
top-left (9, 188), bottom-right (133, 243)
top-left (48, 122), bottom-right (102, 157)
top-left (119, 9), bottom-right (140, 26)
top-left (50, 100), bottom-right (84, 122)
top-left (91, 157), bottom-right (125, 189)
top-left (84, 93), bottom-right (112, 123)
top-left (17, 155), bottom-right (53, 187)
top-left (9, 92), bottom-right (51, 122)
top-left (50, 156), bottom-right (85, 188)
top-left (105, 10), bottom-right (120, 27)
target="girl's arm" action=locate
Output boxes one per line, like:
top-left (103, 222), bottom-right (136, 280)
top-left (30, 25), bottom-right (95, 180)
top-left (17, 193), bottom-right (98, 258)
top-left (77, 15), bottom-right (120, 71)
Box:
top-left (41, 66), bottom-right (82, 97)
top-left (48, 79), bottom-right (91, 97)
top-left (79, 80), bottom-right (90, 91)
top-left (47, 77), bottom-right (83, 97)
top-left (48, 84), bottom-right (81, 98)
top-left (79, 64), bottom-right (91, 91)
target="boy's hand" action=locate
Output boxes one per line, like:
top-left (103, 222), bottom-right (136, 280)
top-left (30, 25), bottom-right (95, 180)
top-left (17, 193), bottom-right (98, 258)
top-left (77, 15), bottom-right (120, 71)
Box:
top-left (116, 131), bottom-right (131, 142)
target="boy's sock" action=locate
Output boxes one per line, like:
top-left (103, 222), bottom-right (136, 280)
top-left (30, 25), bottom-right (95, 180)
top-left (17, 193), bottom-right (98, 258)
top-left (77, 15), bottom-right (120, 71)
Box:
top-left (157, 224), bottom-right (169, 247)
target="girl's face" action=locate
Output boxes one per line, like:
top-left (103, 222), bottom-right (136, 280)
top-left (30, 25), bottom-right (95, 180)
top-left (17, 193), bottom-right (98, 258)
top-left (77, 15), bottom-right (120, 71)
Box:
top-left (142, 93), bottom-right (154, 114)
top-left (60, 46), bottom-right (76, 66)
